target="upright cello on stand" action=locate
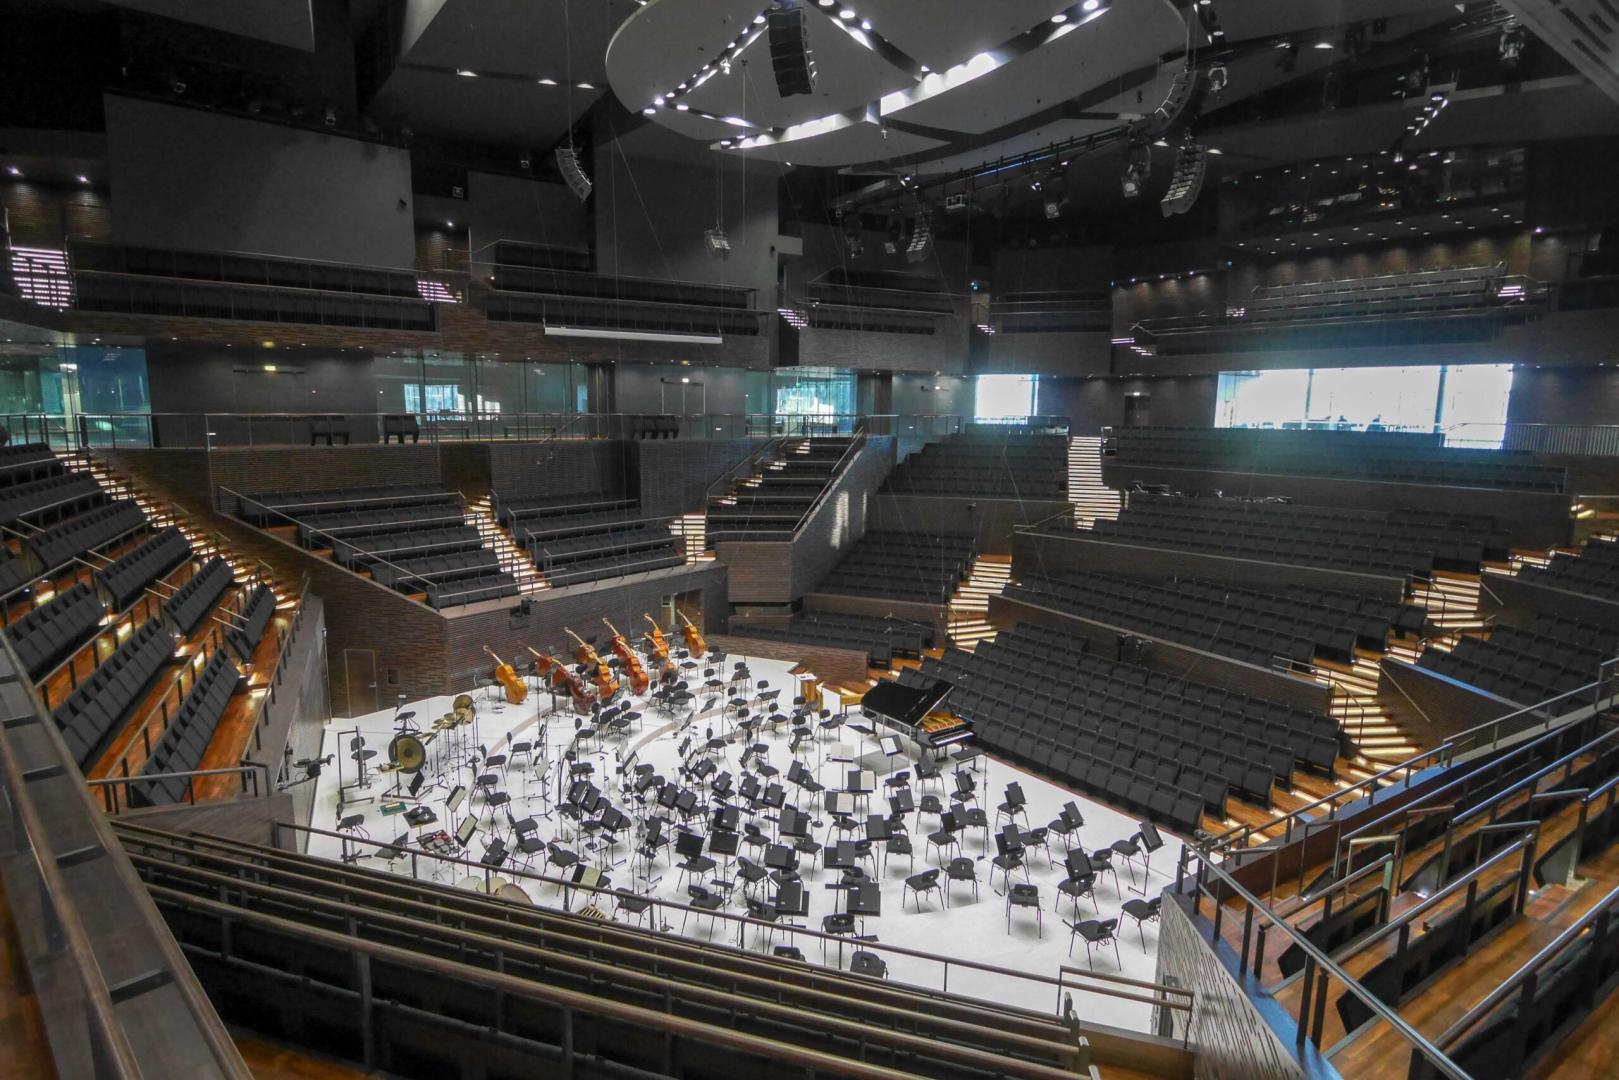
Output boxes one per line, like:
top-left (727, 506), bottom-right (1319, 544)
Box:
top-left (565, 627), bottom-right (619, 702)
top-left (678, 612), bottom-right (706, 659)
top-left (643, 614), bottom-right (676, 682)
top-left (521, 642), bottom-right (595, 716)
top-left (602, 619), bottom-right (650, 695)
top-left (482, 646), bottom-right (528, 706)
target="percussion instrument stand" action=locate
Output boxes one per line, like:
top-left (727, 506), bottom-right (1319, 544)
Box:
top-left (338, 727), bottom-right (377, 806)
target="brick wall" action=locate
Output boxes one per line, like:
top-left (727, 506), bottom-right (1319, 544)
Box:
top-left (205, 444), bottom-right (447, 511)
top-left (1, 182), bottom-right (113, 247)
top-left (635, 438), bottom-right (758, 517)
top-left (490, 440), bottom-right (627, 500)
top-left (796, 326), bottom-right (969, 374)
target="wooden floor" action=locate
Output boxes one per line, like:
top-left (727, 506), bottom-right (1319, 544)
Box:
top-left (0, 876), bottom-right (56, 1080)
top-left (193, 604), bottom-right (298, 801)
top-left (234, 1030), bottom-right (378, 1079)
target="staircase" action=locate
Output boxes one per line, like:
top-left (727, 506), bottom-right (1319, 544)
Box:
top-left (1068, 436), bottom-right (1121, 527)
top-left (705, 436), bottom-right (856, 544)
top-left (466, 495), bottom-right (547, 594)
top-left (671, 512), bottom-right (711, 561)
top-left (1410, 572), bottom-right (1485, 632)
top-left (947, 554), bottom-right (1010, 651)
top-left (1317, 652), bottom-right (1419, 772)
top-left (63, 451), bottom-right (271, 596)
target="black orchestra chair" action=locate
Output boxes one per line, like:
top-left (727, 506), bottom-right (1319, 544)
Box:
top-left (1055, 849), bottom-right (1099, 917)
top-left (945, 856), bottom-right (979, 906)
top-left (1006, 882), bottom-right (1043, 938)
top-left (849, 951), bottom-right (889, 979)
top-left (1048, 802), bottom-right (1085, 851)
top-left (903, 868), bottom-right (943, 912)
top-left (995, 781), bottom-right (1030, 830)
top-left (1121, 896), bottom-right (1163, 951)
top-left (1068, 917), bottom-right (1121, 971)
top-left (991, 825), bottom-right (1030, 894)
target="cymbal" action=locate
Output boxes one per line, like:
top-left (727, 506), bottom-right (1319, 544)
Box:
top-left (452, 693), bottom-right (475, 712)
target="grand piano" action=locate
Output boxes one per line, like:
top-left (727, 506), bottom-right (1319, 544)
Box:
top-left (860, 677), bottom-right (972, 753)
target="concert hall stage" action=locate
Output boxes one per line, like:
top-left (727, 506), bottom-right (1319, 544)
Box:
top-left (302, 652), bottom-right (1176, 1032)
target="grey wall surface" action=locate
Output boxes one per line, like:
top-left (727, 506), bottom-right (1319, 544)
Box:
top-left (1038, 374), bottom-right (1218, 433)
top-left (594, 119), bottom-right (780, 303)
top-left (891, 373), bottom-right (973, 419)
top-left (417, 169), bottom-right (590, 277)
top-left (635, 438), bottom-right (758, 517)
top-left (106, 95), bottom-right (416, 267)
top-left (147, 344), bottom-right (382, 417)
top-left (614, 364), bottom-right (757, 414)
top-left (1507, 365), bottom-right (1619, 425)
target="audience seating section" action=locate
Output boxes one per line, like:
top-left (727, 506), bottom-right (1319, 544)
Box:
top-left (0, 472), bottom-right (105, 528)
top-left (164, 557), bottom-right (233, 637)
top-left (31, 500), bottom-right (149, 574)
top-left (130, 651), bottom-right (242, 806)
top-left (728, 611), bottom-right (933, 665)
top-left (1418, 616), bottom-right (1619, 711)
top-left (1518, 538), bottom-right (1619, 602)
top-left (1090, 494), bottom-right (1506, 577)
top-left (228, 585), bottom-right (276, 662)
top-left (814, 532), bottom-right (975, 604)
top-left (52, 620), bottom-right (175, 770)
top-left (1107, 426), bottom-right (1564, 493)
top-left (883, 434), bottom-right (1067, 499)
top-left (897, 622), bottom-right (1337, 829)
top-left (95, 526), bottom-right (191, 611)
top-left (5, 583), bottom-right (106, 682)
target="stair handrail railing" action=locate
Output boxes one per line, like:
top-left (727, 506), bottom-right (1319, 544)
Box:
top-left (792, 427), bottom-right (867, 535)
top-left (706, 435), bottom-right (785, 502)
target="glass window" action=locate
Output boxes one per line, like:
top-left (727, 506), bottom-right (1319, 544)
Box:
top-left (1216, 364), bottom-right (1513, 444)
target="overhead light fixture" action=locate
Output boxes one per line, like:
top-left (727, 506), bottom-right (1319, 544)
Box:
top-left (456, 69), bottom-right (478, 77)
top-left (1050, 12), bottom-right (1067, 23)
top-left (76, 175), bottom-right (89, 184)
top-left (576, 82), bottom-right (595, 90)
top-left (1121, 143), bottom-right (1151, 198)
top-left (704, 226), bottom-right (731, 257)
top-left (545, 326), bottom-right (722, 345)
top-left (1313, 41), bottom-right (1333, 49)
top-left (1044, 200), bottom-right (1062, 220)
top-left (537, 77), bottom-right (558, 85)
top-left (5, 166), bottom-right (18, 177)
top-left (1083, 0), bottom-right (1100, 10)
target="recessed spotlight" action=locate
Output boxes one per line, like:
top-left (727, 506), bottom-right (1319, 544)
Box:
top-left (5, 166), bottom-right (18, 177)
top-left (1051, 12), bottom-right (1067, 22)
top-left (753, 13), bottom-right (765, 23)
top-left (839, 7), bottom-right (855, 18)
top-left (676, 103), bottom-right (689, 111)
top-left (76, 174), bottom-right (89, 183)
top-left (643, 107), bottom-right (656, 115)
top-left (537, 77), bottom-right (557, 85)
top-left (1313, 41), bottom-right (1333, 49)
top-left (1083, 0), bottom-right (1100, 10)
top-left (456, 69), bottom-right (478, 77)
top-left (577, 82), bottom-right (594, 89)
top-left (446, 220), bottom-right (454, 228)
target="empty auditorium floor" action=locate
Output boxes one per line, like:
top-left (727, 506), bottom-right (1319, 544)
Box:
top-left (303, 654), bottom-right (1182, 1035)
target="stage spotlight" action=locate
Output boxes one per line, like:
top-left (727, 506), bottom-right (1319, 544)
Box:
top-left (1160, 144), bottom-right (1209, 217)
top-left (883, 213), bottom-right (904, 255)
top-left (704, 226), bottom-right (731, 257)
top-left (556, 146), bottom-right (592, 201)
top-left (1499, 19), bottom-right (1526, 69)
top-left (1044, 200), bottom-right (1063, 220)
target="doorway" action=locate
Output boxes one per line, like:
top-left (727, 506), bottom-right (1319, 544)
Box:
top-left (343, 648), bottom-right (378, 717)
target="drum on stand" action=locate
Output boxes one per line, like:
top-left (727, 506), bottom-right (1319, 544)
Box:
top-left (388, 732), bottom-right (428, 774)
top-left (497, 882), bottom-right (533, 905)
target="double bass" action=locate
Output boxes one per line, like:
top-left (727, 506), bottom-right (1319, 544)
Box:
top-left (641, 615), bottom-right (673, 676)
top-left (678, 612), bottom-right (706, 659)
top-left (481, 646), bottom-right (528, 706)
top-left (520, 642), bottom-right (594, 715)
top-left (565, 627), bottom-right (619, 702)
top-left (602, 618), bottom-right (650, 695)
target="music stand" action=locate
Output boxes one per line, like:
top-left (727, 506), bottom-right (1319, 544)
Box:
top-left (454, 814), bottom-right (479, 852)
top-left (878, 736), bottom-right (902, 774)
top-left (1131, 821), bottom-right (1165, 896)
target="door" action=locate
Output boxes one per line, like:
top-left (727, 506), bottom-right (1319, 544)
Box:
top-left (343, 648), bottom-right (378, 717)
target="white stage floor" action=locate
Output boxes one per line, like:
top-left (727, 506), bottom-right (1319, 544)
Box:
top-left (303, 653), bottom-right (1181, 1033)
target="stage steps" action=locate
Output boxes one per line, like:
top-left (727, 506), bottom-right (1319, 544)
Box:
top-left (947, 554), bottom-right (1010, 650)
top-left (670, 512), bottom-right (712, 561)
top-left (1068, 436), bottom-right (1121, 527)
top-left (466, 494), bottom-right (548, 594)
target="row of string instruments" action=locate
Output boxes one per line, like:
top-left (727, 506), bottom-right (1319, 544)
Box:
top-left (482, 612), bottom-right (706, 715)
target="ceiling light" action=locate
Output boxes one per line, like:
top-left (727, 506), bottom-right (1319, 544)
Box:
top-left (753, 13), bottom-right (765, 23)
top-left (446, 220), bottom-right (454, 228)
top-left (577, 82), bottom-right (594, 89)
top-left (1313, 42), bottom-right (1332, 49)
top-left (1210, 27), bottom-right (1223, 36)
top-left (861, 19), bottom-right (872, 29)
top-left (1050, 12), bottom-right (1067, 22)
top-left (537, 77), bottom-right (557, 85)
top-left (839, 8), bottom-right (855, 18)
top-left (643, 108), bottom-right (656, 115)
top-left (5, 166), bottom-right (18, 177)
top-left (76, 175), bottom-right (89, 183)
top-left (456, 69), bottom-right (478, 77)
top-left (676, 103), bottom-right (689, 111)
top-left (818, 0), bottom-right (834, 5)
top-left (1083, 0), bottom-right (1100, 10)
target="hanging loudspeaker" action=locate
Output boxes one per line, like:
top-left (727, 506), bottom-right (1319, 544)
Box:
top-left (768, 4), bottom-right (817, 97)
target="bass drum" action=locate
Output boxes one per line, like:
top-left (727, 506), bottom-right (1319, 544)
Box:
top-left (388, 732), bottom-right (428, 774)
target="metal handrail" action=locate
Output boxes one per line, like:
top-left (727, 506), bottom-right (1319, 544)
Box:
top-left (1179, 846), bottom-right (1474, 1080)
top-left (89, 763), bottom-right (271, 815)
top-left (793, 428), bottom-right (867, 535)
top-left (705, 435), bottom-right (785, 500)
top-left (1434, 882), bottom-right (1619, 1050)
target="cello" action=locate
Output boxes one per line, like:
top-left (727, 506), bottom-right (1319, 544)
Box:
top-left (642, 613), bottom-right (671, 666)
top-left (481, 646), bottom-right (528, 706)
top-left (602, 618), bottom-right (650, 695)
top-left (677, 611), bottom-right (706, 659)
top-left (565, 627), bottom-right (619, 702)
top-left (521, 643), bottom-right (594, 715)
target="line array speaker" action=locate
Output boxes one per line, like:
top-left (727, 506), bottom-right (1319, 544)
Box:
top-left (768, 4), bottom-right (817, 97)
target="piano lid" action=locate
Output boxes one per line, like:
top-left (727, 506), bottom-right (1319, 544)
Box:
top-left (861, 678), bottom-right (953, 729)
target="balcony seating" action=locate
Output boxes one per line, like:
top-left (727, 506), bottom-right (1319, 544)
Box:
top-left (1089, 494), bottom-right (1506, 577)
top-left (129, 651), bottom-right (242, 806)
top-left (0, 550), bottom-right (35, 598)
top-left (52, 620), bottom-right (175, 770)
top-left (814, 532), bottom-right (975, 604)
top-left (0, 472), bottom-right (105, 528)
top-left (493, 490), bottom-right (683, 588)
top-left (493, 492), bottom-right (638, 534)
top-left (227, 584), bottom-right (276, 662)
top-left (423, 572), bottom-right (521, 609)
top-left (30, 499), bottom-right (149, 574)
top-left (728, 612), bottom-right (932, 665)
top-left (1004, 569), bottom-right (1381, 670)
top-left (1517, 537), bottom-right (1619, 602)
top-left (894, 622), bottom-right (1337, 826)
top-left (883, 434), bottom-right (1067, 499)
top-left (329, 525), bottom-right (483, 568)
top-left (293, 495), bottom-right (466, 546)
top-left (69, 240), bottom-right (424, 297)
top-left (95, 526), bottom-right (191, 610)
top-left (1106, 426), bottom-right (1565, 493)
top-left (5, 583), bottom-right (106, 681)
top-left (0, 443), bottom-right (65, 487)
top-left (1418, 617), bottom-right (1619, 711)
top-left (1244, 265), bottom-right (1503, 325)
top-left (370, 549), bottom-right (501, 590)
top-left (164, 557), bottom-right (234, 637)
top-left (237, 484), bottom-right (448, 527)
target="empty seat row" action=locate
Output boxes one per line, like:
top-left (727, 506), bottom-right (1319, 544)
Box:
top-left (330, 525), bottom-right (483, 568)
top-left (0, 473), bottom-right (104, 527)
top-left (1420, 624), bottom-right (1616, 711)
top-left (130, 651), bottom-right (242, 807)
top-left (227, 585), bottom-right (276, 662)
top-left (31, 499), bottom-right (149, 574)
top-left (53, 620), bottom-right (175, 770)
top-left (237, 483), bottom-right (448, 527)
top-left (815, 532), bottom-right (976, 604)
top-left (423, 572), bottom-right (521, 609)
top-left (728, 611), bottom-right (932, 665)
top-left (373, 549), bottom-right (501, 590)
top-left (541, 549), bottom-right (685, 589)
top-left (297, 496), bottom-right (465, 546)
top-left (0, 443), bottom-right (63, 488)
top-left (70, 239), bottom-right (422, 298)
top-left (95, 526), bottom-right (191, 610)
top-left (164, 557), bottom-right (234, 637)
top-left (1517, 539), bottom-right (1619, 602)
top-left (5, 583), bottom-right (106, 681)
